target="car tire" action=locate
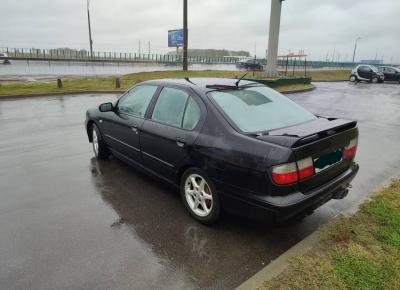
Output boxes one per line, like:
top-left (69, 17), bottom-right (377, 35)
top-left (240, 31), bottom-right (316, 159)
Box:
top-left (91, 123), bottom-right (110, 160)
top-left (349, 75), bottom-right (357, 82)
top-left (180, 168), bottom-right (220, 224)
top-left (371, 77), bottom-right (379, 83)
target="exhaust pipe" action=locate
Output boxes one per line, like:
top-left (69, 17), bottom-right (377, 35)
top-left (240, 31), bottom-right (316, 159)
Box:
top-left (332, 186), bottom-right (350, 200)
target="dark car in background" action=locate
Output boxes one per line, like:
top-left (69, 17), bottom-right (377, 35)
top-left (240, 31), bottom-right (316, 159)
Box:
top-left (379, 66), bottom-right (400, 83)
top-left (236, 59), bottom-right (264, 71)
top-left (85, 78), bottom-right (359, 224)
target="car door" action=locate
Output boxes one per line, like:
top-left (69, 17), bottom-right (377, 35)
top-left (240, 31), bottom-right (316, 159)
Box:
top-left (385, 67), bottom-right (396, 81)
top-left (140, 86), bottom-right (205, 181)
top-left (358, 66), bottom-right (371, 79)
top-left (100, 85), bottom-right (159, 163)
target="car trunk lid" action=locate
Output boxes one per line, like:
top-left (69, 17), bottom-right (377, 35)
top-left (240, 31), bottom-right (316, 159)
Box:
top-left (256, 117), bottom-right (358, 192)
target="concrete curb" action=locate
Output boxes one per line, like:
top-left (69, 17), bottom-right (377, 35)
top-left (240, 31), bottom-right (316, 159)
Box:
top-left (236, 231), bottom-right (321, 290)
top-left (282, 85), bottom-right (316, 94)
top-left (235, 173), bottom-right (400, 290)
top-left (0, 85), bottom-right (316, 99)
top-left (312, 80), bottom-right (347, 82)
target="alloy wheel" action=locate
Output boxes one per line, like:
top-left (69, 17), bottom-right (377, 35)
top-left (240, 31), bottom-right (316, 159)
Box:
top-left (92, 128), bottom-right (99, 156)
top-left (184, 174), bottom-right (213, 217)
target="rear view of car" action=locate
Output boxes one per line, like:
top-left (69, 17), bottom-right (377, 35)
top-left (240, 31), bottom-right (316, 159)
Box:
top-left (208, 86), bottom-right (359, 222)
top-left (86, 79), bottom-right (359, 224)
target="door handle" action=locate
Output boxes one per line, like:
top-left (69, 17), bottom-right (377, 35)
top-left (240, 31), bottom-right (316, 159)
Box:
top-left (175, 138), bottom-right (186, 148)
top-left (131, 125), bottom-right (139, 134)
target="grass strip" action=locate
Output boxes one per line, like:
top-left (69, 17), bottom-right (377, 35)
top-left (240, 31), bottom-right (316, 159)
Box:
top-left (259, 180), bottom-right (400, 290)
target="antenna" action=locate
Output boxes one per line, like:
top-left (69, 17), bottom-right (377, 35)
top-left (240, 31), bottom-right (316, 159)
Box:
top-left (235, 73), bottom-right (248, 88)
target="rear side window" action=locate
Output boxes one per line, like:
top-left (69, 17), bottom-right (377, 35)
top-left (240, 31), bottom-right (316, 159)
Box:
top-left (152, 87), bottom-right (189, 127)
top-left (118, 86), bottom-right (158, 118)
top-left (209, 86), bottom-right (316, 133)
top-left (183, 97), bottom-right (201, 130)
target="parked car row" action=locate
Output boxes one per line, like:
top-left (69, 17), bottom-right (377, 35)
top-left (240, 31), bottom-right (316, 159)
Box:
top-left (349, 64), bottom-right (400, 83)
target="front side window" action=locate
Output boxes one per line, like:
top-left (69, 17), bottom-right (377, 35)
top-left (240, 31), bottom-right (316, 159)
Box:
top-left (370, 66), bottom-right (379, 73)
top-left (152, 87), bottom-right (189, 128)
top-left (118, 86), bottom-right (158, 118)
top-left (209, 86), bottom-right (316, 133)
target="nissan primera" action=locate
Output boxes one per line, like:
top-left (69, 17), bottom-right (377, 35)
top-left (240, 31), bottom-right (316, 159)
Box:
top-left (85, 78), bottom-right (359, 224)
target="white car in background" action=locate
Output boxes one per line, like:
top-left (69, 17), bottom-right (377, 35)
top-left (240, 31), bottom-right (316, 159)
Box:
top-left (349, 64), bottom-right (384, 83)
top-left (0, 52), bottom-right (11, 64)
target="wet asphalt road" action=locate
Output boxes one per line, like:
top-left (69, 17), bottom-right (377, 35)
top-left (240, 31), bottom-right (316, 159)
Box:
top-left (0, 82), bottom-right (399, 290)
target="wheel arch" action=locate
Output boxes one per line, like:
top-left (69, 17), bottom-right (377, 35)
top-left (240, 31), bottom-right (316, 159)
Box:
top-left (176, 163), bottom-right (195, 186)
top-left (86, 120), bottom-right (97, 142)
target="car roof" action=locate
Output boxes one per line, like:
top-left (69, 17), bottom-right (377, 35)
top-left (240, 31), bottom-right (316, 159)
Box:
top-left (138, 77), bottom-right (260, 90)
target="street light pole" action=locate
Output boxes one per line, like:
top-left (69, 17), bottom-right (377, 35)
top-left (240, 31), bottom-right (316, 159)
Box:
top-left (87, 0), bottom-right (94, 58)
top-left (183, 0), bottom-right (188, 71)
top-left (352, 37), bottom-right (361, 64)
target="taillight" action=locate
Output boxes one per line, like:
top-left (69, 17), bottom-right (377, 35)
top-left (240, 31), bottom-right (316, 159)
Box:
top-left (272, 157), bottom-right (315, 185)
top-left (297, 157), bottom-right (315, 179)
top-left (272, 162), bottom-right (298, 185)
top-left (344, 137), bottom-right (358, 160)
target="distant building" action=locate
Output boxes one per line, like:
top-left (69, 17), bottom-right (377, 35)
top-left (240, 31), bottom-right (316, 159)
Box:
top-left (360, 59), bottom-right (384, 65)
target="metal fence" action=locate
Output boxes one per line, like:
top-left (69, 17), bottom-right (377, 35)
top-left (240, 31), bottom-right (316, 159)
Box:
top-left (0, 47), bottom-right (240, 64)
top-left (1, 47), bottom-right (380, 69)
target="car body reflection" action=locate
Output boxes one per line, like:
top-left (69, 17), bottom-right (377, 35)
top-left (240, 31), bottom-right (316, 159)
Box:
top-left (89, 157), bottom-right (301, 289)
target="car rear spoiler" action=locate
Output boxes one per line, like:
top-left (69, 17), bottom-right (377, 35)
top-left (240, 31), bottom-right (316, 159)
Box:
top-left (291, 119), bottom-right (358, 148)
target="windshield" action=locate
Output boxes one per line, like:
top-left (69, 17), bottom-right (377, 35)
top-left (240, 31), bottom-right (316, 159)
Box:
top-left (208, 86), bottom-right (316, 133)
top-left (371, 66), bottom-right (379, 72)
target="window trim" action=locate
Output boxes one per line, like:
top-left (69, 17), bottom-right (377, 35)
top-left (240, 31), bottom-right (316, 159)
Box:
top-left (116, 85), bottom-right (160, 119)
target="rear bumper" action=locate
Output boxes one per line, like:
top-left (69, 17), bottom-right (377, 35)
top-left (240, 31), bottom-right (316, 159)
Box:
top-left (220, 162), bottom-right (359, 222)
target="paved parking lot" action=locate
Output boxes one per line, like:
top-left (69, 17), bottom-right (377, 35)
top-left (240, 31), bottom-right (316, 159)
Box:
top-left (0, 82), bottom-right (399, 289)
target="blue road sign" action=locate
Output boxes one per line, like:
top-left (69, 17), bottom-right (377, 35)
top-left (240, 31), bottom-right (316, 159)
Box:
top-left (168, 29), bottom-right (184, 47)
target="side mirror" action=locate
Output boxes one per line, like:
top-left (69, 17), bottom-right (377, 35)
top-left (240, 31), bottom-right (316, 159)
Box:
top-left (99, 102), bottom-right (114, 112)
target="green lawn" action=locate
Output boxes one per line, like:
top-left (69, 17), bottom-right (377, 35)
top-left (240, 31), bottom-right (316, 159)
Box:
top-left (259, 180), bottom-right (400, 290)
top-left (0, 69), bottom-right (350, 97)
top-left (292, 69), bottom-right (350, 81)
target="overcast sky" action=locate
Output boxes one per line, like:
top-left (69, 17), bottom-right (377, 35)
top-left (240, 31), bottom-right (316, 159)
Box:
top-left (0, 0), bottom-right (399, 62)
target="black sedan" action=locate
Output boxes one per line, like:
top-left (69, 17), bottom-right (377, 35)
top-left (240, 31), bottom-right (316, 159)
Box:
top-left (379, 66), bottom-right (400, 83)
top-left (236, 59), bottom-right (264, 71)
top-left (85, 78), bottom-right (359, 224)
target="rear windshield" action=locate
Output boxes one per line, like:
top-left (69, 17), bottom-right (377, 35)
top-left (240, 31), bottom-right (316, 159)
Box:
top-left (208, 86), bottom-right (316, 133)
